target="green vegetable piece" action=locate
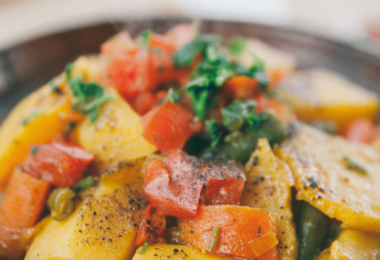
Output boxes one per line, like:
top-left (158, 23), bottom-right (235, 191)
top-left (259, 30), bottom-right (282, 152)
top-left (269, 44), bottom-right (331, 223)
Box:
top-left (296, 201), bottom-right (329, 260)
top-left (138, 241), bottom-right (151, 255)
top-left (65, 63), bottom-right (75, 80)
top-left (208, 226), bottom-right (220, 252)
top-left (342, 156), bottom-right (368, 175)
top-left (140, 30), bottom-right (153, 47)
top-left (221, 101), bottom-right (258, 131)
top-left (72, 176), bottom-right (96, 193)
top-left (21, 109), bottom-right (42, 125)
top-left (47, 188), bottom-right (76, 221)
top-left (228, 37), bottom-right (247, 57)
top-left (31, 146), bottom-right (38, 156)
top-left (209, 120), bottom-right (222, 148)
top-left (164, 88), bottom-right (182, 104)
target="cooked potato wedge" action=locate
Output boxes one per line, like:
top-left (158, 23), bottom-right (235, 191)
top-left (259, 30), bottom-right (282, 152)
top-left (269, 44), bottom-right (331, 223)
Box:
top-left (276, 125), bottom-right (380, 233)
top-left (330, 229), bottom-right (380, 259)
top-left (25, 161), bottom-right (146, 260)
top-left (278, 69), bottom-right (379, 130)
top-left (72, 88), bottom-right (157, 170)
top-left (0, 84), bottom-right (70, 191)
top-left (133, 244), bottom-right (236, 260)
top-left (241, 138), bottom-right (298, 260)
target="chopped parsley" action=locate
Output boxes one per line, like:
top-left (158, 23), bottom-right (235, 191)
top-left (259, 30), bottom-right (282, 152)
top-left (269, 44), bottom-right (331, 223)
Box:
top-left (31, 146), bottom-right (38, 156)
top-left (208, 226), bottom-right (220, 251)
top-left (72, 176), bottom-right (96, 192)
top-left (138, 241), bottom-right (151, 255)
top-left (21, 109), bottom-right (42, 125)
top-left (66, 64), bottom-right (113, 123)
top-left (221, 101), bottom-right (259, 131)
top-left (140, 30), bottom-right (153, 47)
top-left (209, 120), bottom-right (222, 148)
top-left (309, 177), bottom-right (318, 188)
top-left (343, 157), bottom-right (368, 175)
top-left (49, 80), bottom-right (63, 94)
top-left (228, 37), bottom-right (247, 57)
top-left (164, 88), bottom-right (182, 104)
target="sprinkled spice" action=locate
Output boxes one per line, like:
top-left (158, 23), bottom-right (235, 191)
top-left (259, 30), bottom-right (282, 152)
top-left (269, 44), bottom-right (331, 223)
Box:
top-left (343, 156), bottom-right (368, 175)
top-left (252, 156), bottom-right (259, 166)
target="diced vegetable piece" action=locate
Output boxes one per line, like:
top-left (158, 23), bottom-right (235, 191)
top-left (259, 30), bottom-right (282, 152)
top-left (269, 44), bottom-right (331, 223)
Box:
top-left (22, 142), bottom-right (94, 187)
top-left (132, 91), bottom-right (156, 116)
top-left (72, 176), bottom-right (96, 192)
top-left (132, 244), bottom-right (237, 260)
top-left (343, 118), bottom-right (374, 143)
top-left (223, 75), bottom-right (259, 99)
top-left (0, 167), bottom-right (49, 259)
top-left (331, 229), bottom-right (380, 260)
top-left (101, 31), bottom-right (138, 57)
top-left (256, 94), bottom-right (297, 124)
top-left (296, 202), bottom-right (329, 260)
top-left (25, 161), bottom-right (146, 260)
top-left (313, 248), bottom-right (331, 260)
top-left (278, 69), bottom-right (379, 130)
top-left (135, 205), bottom-right (166, 246)
top-left (72, 88), bottom-right (157, 170)
top-left (47, 188), bottom-right (76, 221)
top-left (0, 84), bottom-right (71, 191)
top-left (241, 138), bottom-right (298, 260)
top-left (142, 101), bottom-right (196, 152)
top-left (143, 151), bottom-right (204, 218)
top-left (250, 231), bottom-right (279, 256)
top-left (165, 24), bottom-right (196, 49)
top-left (178, 205), bottom-right (277, 259)
top-left (276, 124), bottom-right (380, 234)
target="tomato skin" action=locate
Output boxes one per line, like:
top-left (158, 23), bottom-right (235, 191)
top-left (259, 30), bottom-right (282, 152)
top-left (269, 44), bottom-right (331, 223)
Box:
top-left (135, 205), bottom-right (166, 246)
top-left (223, 75), bottom-right (259, 100)
top-left (142, 101), bottom-right (196, 152)
top-left (178, 205), bottom-right (277, 260)
top-left (203, 178), bottom-right (245, 205)
top-left (101, 31), bottom-right (138, 57)
top-left (343, 118), bottom-right (374, 143)
top-left (143, 151), bottom-right (205, 218)
top-left (22, 143), bottom-right (94, 187)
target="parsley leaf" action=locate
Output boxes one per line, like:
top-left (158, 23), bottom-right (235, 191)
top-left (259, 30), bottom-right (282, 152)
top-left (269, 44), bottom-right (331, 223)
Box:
top-left (138, 241), bottom-right (151, 255)
top-left (21, 109), bottom-right (42, 125)
top-left (31, 146), bottom-right (38, 156)
top-left (66, 64), bottom-right (113, 123)
top-left (221, 101), bottom-right (259, 131)
top-left (228, 37), bottom-right (247, 57)
top-left (164, 88), bottom-right (182, 104)
top-left (209, 120), bottom-right (222, 148)
top-left (140, 30), bottom-right (153, 47)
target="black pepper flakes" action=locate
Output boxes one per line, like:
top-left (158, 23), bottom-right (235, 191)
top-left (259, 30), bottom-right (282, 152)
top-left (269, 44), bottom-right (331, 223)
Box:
top-left (252, 156), bottom-right (259, 166)
top-left (173, 248), bottom-right (179, 253)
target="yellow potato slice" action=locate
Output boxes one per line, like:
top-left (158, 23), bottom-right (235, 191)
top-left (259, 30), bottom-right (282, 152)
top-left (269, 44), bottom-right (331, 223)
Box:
top-left (133, 244), bottom-right (236, 260)
top-left (278, 68), bottom-right (379, 130)
top-left (331, 229), bottom-right (380, 259)
top-left (276, 125), bottom-right (380, 234)
top-left (0, 84), bottom-right (70, 190)
top-left (25, 161), bottom-right (146, 260)
top-left (241, 138), bottom-right (298, 260)
top-left (72, 88), bottom-right (157, 170)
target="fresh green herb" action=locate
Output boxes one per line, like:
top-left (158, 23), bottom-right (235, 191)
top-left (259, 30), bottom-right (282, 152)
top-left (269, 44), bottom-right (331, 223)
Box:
top-left (209, 120), bottom-right (222, 148)
top-left (234, 57), bottom-right (268, 91)
top-left (64, 123), bottom-right (76, 137)
top-left (164, 88), bottom-right (182, 104)
top-left (228, 37), bottom-right (247, 57)
top-left (72, 176), bottom-right (96, 192)
top-left (66, 65), bottom-right (113, 123)
top-left (343, 157), bottom-right (368, 175)
top-left (49, 80), bottom-right (63, 94)
top-left (65, 64), bottom-right (75, 80)
top-left (223, 131), bottom-right (242, 144)
top-left (221, 101), bottom-right (259, 131)
top-left (138, 241), bottom-right (151, 255)
top-left (21, 109), bottom-right (42, 125)
top-left (309, 177), bottom-right (318, 188)
top-left (140, 30), bottom-right (153, 47)
top-left (208, 226), bottom-right (220, 251)
top-left (47, 188), bottom-right (76, 221)
top-left (31, 146), bottom-right (38, 156)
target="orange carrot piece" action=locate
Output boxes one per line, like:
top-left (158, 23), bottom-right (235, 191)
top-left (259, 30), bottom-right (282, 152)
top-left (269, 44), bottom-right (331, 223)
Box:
top-left (0, 167), bottom-right (50, 259)
top-left (178, 205), bottom-right (277, 260)
top-left (223, 75), bottom-right (259, 99)
top-left (250, 231), bottom-right (279, 256)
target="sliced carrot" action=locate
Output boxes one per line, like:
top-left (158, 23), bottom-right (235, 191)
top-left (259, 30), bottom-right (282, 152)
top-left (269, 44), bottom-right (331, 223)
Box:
top-left (0, 167), bottom-right (49, 259)
top-left (178, 205), bottom-right (277, 259)
top-left (250, 231), bottom-right (279, 256)
top-left (142, 101), bottom-right (196, 152)
top-left (343, 118), bottom-right (374, 143)
top-left (223, 75), bottom-right (259, 100)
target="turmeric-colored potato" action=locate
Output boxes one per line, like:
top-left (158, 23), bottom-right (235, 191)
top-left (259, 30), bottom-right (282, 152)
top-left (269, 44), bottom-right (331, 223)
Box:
top-left (0, 84), bottom-right (70, 191)
top-left (133, 244), bottom-right (236, 260)
top-left (25, 161), bottom-right (146, 260)
top-left (276, 125), bottom-right (380, 234)
top-left (72, 88), bottom-right (157, 170)
top-left (331, 229), bottom-right (380, 259)
top-left (278, 69), bottom-right (379, 130)
top-left (241, 138), bottom-right (298, 260)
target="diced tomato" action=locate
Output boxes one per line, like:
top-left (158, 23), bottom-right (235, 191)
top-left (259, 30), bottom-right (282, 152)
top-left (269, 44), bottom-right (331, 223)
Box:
top-left (101, 31), bottom-right (138, 57)
top-left (0, 167), bottom-right (50, 259)
top-left (135, 205), bottom-right (166, 246)
top-left (142, 101), bottom-right (196, 152)
top-left (343, 118), bottom-right (374, 143)
top-left (132, 91), bottom-right (156, 116)
top-left (223, 75), bottom-right (259, 100)
top-left (105, 52), bottom-right (157, 99)
top-left (143, 151), bottom-right (204, 218)
top-left (22, 142), bottom-right (94, 187)
top-left (165, 24), bottom-right (196, 49)
top-left (178, 205), bottom-right (277, 260)
top-left (256, 94), bottom-right (296, 123)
